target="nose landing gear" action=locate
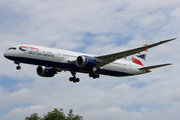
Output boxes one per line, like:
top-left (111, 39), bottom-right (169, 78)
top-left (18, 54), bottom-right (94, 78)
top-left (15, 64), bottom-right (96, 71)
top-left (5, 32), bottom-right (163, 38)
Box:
top-left (14, 61), bottom-right (21, 70)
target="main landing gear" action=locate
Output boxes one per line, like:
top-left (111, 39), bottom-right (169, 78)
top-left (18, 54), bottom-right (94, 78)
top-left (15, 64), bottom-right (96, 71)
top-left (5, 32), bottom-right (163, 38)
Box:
top-left (69, 72), bottom-right (100, 83)
top-left (89, 73), bottom-right (100, 79)
top-left (14, 61), bottom-right (21, 70)
top-left (69, 71), bottom-right (80, 83)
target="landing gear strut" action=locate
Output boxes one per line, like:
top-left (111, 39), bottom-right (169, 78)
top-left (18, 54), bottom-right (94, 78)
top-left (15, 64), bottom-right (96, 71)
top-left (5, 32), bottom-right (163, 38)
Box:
top-left (69, 71), bottom-right (80, 83)
top-left (14, 61), bottom-right (21, 70)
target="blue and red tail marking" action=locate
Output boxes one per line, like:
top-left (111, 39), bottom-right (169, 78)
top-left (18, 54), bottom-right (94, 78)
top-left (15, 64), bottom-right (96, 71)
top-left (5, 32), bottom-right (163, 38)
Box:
top-left (130, 41), bottom-right (149, 66)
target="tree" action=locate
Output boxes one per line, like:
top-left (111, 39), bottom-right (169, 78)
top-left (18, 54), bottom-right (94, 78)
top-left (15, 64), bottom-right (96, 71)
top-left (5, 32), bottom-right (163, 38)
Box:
top-left (67, 109), bottom-right (83, 120)
top-left (25, 113), bottom-right (42, 120)
top-left (67, 109), bottom-right (74, 120)
top-left (25, 108), bottom-right (83, 120)
top-left (43, 108), bottom-right (66, 120)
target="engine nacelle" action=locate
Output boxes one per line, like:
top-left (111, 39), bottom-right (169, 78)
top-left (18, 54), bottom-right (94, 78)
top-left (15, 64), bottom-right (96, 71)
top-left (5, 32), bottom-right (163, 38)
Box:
top-left (36, 66), bottom-right (56, 77)
top-left (76, 55), bottom-right (97, 68)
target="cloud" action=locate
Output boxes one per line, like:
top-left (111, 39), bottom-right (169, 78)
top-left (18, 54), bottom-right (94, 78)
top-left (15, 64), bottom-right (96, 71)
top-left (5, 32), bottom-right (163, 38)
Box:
top-left (0, 88), bottom-right (31, 106)
top-left (3, 105), bottom-right (46, 120)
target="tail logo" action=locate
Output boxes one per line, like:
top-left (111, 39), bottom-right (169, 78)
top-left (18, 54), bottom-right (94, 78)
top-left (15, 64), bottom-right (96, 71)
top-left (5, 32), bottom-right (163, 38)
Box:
top-left (130, 41), bottom-right (149, 66)
top-left (136, 54), bottom-right (146, 61)
top-left (131, 57), bottom-right (144, 66)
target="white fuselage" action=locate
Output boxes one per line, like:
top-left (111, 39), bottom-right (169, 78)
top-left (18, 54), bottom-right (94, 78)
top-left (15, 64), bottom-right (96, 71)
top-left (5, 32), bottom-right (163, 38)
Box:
top-left (4, 45), bottom-right (147, 77)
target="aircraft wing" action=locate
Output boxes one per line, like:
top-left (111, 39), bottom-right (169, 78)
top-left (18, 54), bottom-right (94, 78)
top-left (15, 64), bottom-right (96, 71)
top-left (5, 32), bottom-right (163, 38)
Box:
top-left (93, 38), bottom-right (176, 71)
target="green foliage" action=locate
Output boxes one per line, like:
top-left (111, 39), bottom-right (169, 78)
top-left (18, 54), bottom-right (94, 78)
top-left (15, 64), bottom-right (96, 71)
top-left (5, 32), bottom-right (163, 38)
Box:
top-left (66, 109), bottom-right (83, 120)
top-left (43, 108), bottom-right (66, 120)
top-left (25, 113), bottom-right (42, 120)
top-left (25, 108), bottom-right (83, 120)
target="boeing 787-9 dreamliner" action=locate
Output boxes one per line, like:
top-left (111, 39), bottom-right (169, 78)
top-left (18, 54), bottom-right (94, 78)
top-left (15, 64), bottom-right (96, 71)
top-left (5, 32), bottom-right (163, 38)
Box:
top-left (4, 38), bottom-right (176, 83)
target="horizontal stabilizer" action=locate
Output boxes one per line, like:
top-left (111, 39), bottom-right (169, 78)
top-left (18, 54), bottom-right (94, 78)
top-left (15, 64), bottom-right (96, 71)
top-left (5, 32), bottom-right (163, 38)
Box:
top-left (138, 63), bottom-right (172, 70)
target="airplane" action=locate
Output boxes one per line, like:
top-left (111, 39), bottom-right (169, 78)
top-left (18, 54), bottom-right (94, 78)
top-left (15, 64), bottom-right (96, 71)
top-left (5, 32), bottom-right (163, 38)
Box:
top-left (4, 38), bottom-right (176, 83)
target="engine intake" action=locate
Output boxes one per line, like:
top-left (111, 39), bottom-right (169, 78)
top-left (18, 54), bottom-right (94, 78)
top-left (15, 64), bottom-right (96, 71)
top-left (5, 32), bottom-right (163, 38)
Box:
top-left (76, 55), bottom-right (97, 68)
top-left (36, 66), bottom-right (56, 77)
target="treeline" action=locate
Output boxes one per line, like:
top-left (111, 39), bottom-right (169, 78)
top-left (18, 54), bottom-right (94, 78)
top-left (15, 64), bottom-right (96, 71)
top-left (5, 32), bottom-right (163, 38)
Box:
top-left (25, 108), bottom-right (83, 120)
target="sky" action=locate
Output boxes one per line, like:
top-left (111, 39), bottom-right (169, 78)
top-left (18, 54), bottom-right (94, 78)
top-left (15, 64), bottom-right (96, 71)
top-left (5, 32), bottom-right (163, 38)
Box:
top-left (0, 0), bottom-right (180, 120)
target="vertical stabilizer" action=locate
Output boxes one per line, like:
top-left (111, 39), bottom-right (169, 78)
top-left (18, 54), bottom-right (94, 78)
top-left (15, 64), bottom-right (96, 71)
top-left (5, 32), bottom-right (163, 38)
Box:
top-left (130, 41), bottom-right (150, 66)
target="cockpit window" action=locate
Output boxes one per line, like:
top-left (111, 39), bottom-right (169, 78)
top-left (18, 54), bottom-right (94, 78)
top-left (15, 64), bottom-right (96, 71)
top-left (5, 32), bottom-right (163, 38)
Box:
top-left (8, 47), bottom-right (16, 50)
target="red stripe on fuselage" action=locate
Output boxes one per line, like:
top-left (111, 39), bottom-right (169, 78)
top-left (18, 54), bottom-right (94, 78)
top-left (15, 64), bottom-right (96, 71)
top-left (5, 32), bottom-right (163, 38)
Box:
top-left (19, 46), bottom-right (38, 50)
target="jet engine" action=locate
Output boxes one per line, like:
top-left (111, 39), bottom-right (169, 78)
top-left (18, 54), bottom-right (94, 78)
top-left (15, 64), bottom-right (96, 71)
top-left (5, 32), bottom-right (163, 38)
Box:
top-left (36, 66), bottom-right (56, 77)
top-left (76, 55), bottom-right (97, 68)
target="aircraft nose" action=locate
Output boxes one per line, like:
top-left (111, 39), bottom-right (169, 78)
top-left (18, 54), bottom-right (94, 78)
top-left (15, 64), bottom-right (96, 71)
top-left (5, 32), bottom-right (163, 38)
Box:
top-left (4, 51), bottom-right (9, 58)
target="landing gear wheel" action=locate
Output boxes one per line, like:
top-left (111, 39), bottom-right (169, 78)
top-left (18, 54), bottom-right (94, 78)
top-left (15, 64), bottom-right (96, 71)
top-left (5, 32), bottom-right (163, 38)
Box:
top-left (69, 77), bottom-right (73, 82)
top-left (76, 78), bottom-right (80, 82)
top-left (73, 79), bottom-right (76, 83)
top-left (16, 66), bottom-right (21, 70)
top-left (89, 73), bottom-right (93, 77)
